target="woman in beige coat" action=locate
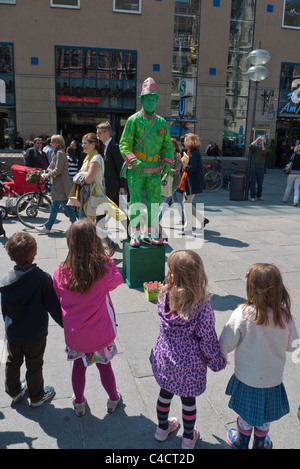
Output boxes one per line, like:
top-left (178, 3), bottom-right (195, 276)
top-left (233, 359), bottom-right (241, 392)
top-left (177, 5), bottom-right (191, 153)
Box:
top-left (36, 135), bottom-right (76, 234)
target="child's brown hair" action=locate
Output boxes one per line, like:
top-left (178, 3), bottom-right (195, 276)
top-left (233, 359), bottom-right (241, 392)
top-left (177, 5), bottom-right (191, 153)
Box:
top-left (5, 232), bottom-right (37, 266)
top-left (243, 263), bottom-right (292, 328)
top-left (61, 218), bottom-right (108, 293)
top-left (162, 250), bottom-right (208, 319)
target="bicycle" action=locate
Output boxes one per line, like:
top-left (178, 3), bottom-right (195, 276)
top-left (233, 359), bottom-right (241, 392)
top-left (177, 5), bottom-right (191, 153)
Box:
top-left (203, 157), bottom-right (242, 192)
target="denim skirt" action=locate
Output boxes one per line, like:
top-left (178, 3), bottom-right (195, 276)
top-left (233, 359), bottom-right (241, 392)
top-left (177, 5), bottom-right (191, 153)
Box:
top-left (225, 374), bottom-right (290, 427)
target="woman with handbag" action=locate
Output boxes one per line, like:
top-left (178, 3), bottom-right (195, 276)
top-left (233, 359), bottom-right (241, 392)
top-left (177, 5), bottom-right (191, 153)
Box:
top-left (176, 133), bottom-right (209, 232)
top-left (35, 135), bottom-right (77, 234)
top-left (77, 133), bottom-right (119, 257)
top-left (282, 145), bottom-right (300, 206)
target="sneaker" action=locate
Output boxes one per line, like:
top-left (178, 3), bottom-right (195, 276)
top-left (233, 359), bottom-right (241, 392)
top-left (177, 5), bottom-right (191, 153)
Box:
top-left (72, 396), bottom-right (87, 416)
top-left (12, 380), bottom-right (27, 403)
top-left (30, 386), bottom-right (55, 407)
top-left (250, 198), bottom-right (256, 202)
top-left (155, 417), bottom-right (179, 442)
top-left (107, 392), bottom-right (121, 413)
top-left (35, 225), bottom-right (50, 234)
top-left (257, 197), bottom-right (264, 201)
top-left (108, 243), bottom-right (120, 258)
top-left (181, 426), bottom-right (200, 449)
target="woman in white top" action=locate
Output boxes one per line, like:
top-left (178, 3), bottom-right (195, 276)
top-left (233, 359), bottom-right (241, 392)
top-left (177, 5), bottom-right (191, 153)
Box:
top-left (78, 133), bottom-right (119, 257)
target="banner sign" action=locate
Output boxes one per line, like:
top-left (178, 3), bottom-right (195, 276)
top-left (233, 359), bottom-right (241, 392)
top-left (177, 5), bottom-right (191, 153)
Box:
top-left (57, 96), bottom-right (100, 104)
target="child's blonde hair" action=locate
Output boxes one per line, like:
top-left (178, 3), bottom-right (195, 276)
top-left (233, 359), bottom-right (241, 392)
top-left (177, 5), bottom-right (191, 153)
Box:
top-left (243, 263), bottom-right (292, 328)
top-left (162, 250), bottom-right (208, 320)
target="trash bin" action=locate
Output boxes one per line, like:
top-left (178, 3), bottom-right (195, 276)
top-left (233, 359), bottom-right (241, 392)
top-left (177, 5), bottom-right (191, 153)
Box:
top-left (229, 174), bottom-right (245, 201)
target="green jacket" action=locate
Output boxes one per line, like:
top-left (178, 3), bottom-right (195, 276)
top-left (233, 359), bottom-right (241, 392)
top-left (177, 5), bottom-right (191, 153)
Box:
top-left (119, 111), bottom-right (174, 171)
top-left (250, 144), bottom-right (266, 169)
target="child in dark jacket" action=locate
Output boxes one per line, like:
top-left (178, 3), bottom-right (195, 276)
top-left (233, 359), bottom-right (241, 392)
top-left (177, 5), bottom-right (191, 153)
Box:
top-left (0, 232), bottom-right (63, 407)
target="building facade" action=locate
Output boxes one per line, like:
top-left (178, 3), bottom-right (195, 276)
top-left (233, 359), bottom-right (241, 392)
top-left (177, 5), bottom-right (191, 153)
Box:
top-left (0, 0), bottom-right (299, 161)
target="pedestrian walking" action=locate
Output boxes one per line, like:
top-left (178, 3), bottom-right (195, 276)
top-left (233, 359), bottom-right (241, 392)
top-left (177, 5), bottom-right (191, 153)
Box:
top-left (53, 218), bottom-right (123, 416)
top-left (35, 134), bottom-right (77, 234)
top-left (219, 263), bottom-right (299, 449)
top-left (0, 232), bottom-right (63, 407)
top-left (150, 250), bottom-right (226, 449)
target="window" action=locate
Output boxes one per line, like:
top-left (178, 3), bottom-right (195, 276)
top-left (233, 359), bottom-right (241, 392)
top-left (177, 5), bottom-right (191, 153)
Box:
top-left (0, 0), bottom-right (16, 4)
top-left (283, 0), bottom-right (300, 29)
top-left (0, 43), bottom-right (15, 106)
top-left (55, 46), bottom-right (137, 111)
top-left (113, 0), bottom-right (141, 14)
top-left (223, 0), bottom-right (256, 156)
top-left (51, 0), bottom-right (80, 8)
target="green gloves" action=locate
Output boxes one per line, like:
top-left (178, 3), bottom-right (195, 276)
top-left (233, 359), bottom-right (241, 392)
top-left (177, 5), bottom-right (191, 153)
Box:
top-left (131, 159), bottom-right (145, 172)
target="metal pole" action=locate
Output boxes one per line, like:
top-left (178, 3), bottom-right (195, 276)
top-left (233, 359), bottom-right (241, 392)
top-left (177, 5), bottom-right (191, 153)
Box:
top-left (244, 80), bottom-right (258, 200)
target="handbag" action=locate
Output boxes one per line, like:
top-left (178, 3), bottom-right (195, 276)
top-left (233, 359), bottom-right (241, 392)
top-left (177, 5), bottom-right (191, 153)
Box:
top-left (25, 169), bottom-right (42, 184)
top-left (283, 154), bottom-right (295, 175)
top-left (161, 175), bottom-right (173, 197)
top-left (67, 183), bottom-right (81, 207)
top-left (178, 172), bottom-right (187, 191)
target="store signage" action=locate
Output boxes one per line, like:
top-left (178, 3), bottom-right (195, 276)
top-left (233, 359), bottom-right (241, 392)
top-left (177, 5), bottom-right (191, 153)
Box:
top-left (279, 79), bottom-right (300, 116)
top-left (57, 96), bottom-right (100, 104)
top-left (179, 78), bottom-right (194, 97)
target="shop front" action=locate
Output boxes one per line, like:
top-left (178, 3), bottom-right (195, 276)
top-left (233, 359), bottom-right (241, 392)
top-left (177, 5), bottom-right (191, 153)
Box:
top-left (276, 62), bottom-right (300, 165)
top-left (55, 45), bottom-right (137, 142)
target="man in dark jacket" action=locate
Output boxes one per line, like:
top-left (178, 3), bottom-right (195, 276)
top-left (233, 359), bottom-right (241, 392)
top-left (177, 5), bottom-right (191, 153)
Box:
top-left (96, 121), bottom-right (129, 238)
top-left (24, 137), bottom-right (49, 169)
top-left (1, 232), bottom-right (63, 407)
top-left (96, 121), bottom-right (126, 206)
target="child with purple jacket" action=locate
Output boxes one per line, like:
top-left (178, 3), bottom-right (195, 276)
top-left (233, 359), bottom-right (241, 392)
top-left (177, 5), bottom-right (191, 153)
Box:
top-left (150, 250), bottom-right (226, 449)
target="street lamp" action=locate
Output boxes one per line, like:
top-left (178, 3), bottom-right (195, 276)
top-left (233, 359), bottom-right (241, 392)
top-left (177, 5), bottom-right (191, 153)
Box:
top-left (244, 47), bottom-right (270, 200)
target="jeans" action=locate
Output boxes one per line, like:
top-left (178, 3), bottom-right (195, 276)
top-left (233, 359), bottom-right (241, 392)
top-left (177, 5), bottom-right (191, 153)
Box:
top-left (5, 339), bottom-right (46, 403)
top-left (175, 192), bottom-right (205, 230)
top-left (45, 199), bottom-right (77, 230)
top-left (250, 167), bottom-right (265, 199)
top-left (282, 174), bottom-right (300, 204)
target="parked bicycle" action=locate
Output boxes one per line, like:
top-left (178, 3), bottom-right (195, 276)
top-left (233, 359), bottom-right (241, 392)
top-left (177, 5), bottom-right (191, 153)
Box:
top-left (203, 157), bottom-right (244, 192)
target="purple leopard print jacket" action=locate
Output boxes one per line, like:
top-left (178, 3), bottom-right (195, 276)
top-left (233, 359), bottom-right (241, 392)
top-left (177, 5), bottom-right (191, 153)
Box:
top-left (150, 292), bottom-right (226, 397)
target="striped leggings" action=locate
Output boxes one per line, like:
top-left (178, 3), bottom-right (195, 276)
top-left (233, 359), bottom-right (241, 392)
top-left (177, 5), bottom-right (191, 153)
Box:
top-left (157, 388), bottom-right (196, 440)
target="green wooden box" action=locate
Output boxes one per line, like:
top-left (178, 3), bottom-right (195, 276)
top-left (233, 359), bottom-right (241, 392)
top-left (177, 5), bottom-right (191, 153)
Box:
top-left (122, 240), bottom-right (166, 288)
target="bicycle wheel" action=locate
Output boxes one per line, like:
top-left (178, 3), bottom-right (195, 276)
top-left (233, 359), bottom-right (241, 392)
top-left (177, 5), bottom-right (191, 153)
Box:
top-left (16, 192), bottom-right (52, 229)
top-left (204, 171), bottom-right (223, 191)
top-left (0, 205), bottom-right (8, 219)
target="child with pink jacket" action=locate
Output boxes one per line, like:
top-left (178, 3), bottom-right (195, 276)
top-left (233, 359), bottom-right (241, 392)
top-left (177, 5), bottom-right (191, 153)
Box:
top-left (53, 218), bottom-right (123, 416)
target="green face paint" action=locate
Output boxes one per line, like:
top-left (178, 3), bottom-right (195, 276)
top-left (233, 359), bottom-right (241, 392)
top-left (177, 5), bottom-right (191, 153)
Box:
top-left (140, 94), bottom-right (159, 115)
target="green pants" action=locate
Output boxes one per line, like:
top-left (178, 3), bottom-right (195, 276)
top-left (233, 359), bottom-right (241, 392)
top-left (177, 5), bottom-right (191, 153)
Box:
top-left (127, 170), bottom-right (162, 228)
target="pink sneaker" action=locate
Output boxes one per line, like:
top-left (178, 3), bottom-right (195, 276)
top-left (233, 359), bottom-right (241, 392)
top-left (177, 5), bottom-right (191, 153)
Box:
top-left (181, 426), bottom-right (199, 449)
top-left (155, 417), bottom-right (179, 442)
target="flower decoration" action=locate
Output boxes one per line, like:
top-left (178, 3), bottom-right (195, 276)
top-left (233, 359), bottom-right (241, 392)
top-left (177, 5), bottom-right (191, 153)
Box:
top-left (143, 281), bottom-right (162, 293)
top-left (157, 128), bottom-right (164, 136)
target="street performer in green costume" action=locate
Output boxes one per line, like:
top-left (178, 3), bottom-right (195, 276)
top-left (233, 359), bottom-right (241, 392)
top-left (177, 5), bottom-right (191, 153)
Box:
top-left (119, 77), bottom-right (174, 247)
